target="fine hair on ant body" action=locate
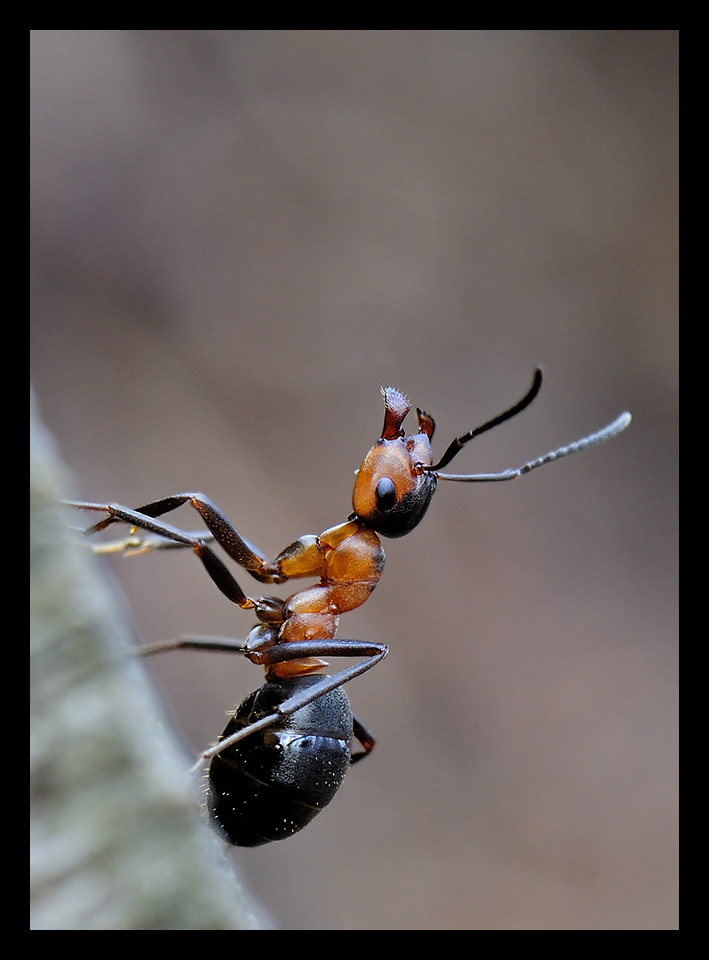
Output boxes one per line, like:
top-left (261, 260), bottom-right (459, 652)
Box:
top-left (65, 369), bottom-right (630, 846)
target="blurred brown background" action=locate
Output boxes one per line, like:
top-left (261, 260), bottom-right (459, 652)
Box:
top-left (30, 30), bottom-right (678, 930)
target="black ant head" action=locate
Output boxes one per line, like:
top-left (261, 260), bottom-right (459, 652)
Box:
top-left (352, 387), bottom-right (437, 538)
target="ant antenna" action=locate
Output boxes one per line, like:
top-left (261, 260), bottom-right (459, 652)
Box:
top-left (433, 411), bottom-right (632, 483)
top-left (427, 369), bottom-right (543, 472)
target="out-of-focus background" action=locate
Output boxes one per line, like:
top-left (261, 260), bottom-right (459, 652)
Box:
top-left (30, 31), bottom-right (678, 930)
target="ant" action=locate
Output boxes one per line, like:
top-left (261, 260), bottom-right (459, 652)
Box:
top-left (65, 369), bottom-right (630, 846)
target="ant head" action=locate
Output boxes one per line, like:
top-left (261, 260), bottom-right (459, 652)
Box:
top-left (351, 387), bottom-right (437, 538)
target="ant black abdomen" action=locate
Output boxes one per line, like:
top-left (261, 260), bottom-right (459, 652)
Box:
top-left (208, 676), bottom-right (355, 846)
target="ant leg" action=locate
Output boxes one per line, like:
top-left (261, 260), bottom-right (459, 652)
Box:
top-left (203, 639), bottom-right (388, 759)
top-left (351, 715), bottom-right (376, 763)
top-left (89, 530), bottom-right (215, 557)
top-left (64, 495), bottom-right (275, 581)
top-left (131, 634), bottom-right (384, 766)
top-left (66, 502), bottom-right (259, 610)
top-left (133, 635), bottom-right (248, 657)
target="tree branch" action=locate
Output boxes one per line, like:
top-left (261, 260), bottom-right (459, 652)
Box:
top-left (30, 390), bottom-right (269, 930)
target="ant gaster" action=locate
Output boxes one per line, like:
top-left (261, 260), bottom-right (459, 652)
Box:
top-left (66, 370), bottom-right (630, 846)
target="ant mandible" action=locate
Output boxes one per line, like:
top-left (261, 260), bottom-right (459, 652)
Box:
top-left (65, 369), bottom-right (631, 846)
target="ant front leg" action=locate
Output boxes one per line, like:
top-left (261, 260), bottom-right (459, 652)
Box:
top-left (88, 530), bottom-right (216, 558)
top-left (65, 494), bottom-right (281, 583)
top-left (65, 494), bottom-right (337, 587)
top-left (64, 500), bottom-right (265, 612)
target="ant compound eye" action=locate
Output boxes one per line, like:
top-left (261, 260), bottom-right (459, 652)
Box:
top-left (375, 477), bottom-right (397, 512)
